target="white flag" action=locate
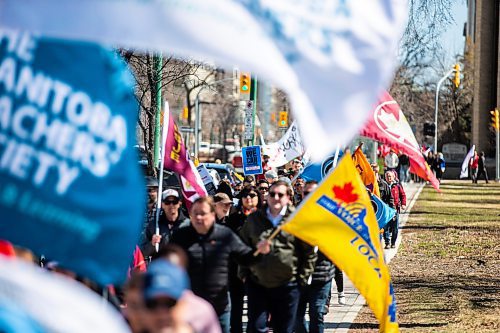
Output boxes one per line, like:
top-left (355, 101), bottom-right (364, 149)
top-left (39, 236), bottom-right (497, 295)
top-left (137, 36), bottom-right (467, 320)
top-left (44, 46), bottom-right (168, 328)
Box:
top-left (0, 257), bottom-right (130, 333)
top-left (0, 0), bottom-right (407, 160)
top-left (460, 145), bottom-right (475, 179)
top-left (264, 121), bottom-right (305, 167)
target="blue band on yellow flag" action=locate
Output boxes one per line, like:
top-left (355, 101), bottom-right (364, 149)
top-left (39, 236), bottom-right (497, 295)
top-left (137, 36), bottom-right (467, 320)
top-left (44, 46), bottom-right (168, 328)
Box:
top-left (282, 156), bottom-right (399, 332)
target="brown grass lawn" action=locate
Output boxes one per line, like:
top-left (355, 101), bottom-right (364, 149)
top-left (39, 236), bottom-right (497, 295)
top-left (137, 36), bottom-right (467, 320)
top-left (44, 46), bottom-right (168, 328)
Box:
top-left (350, 180), bottom-right (500, 333)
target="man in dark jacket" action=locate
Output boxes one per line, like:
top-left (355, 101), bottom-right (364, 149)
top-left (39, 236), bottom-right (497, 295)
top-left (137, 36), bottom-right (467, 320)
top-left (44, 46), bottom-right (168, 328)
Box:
top-left (239, 180), bottom-right (317, 333)
top-left (371, 163), bottom-right (393, 207)
top-left (140, 189), bottom-right (190, 257)
top-left (294, 181), bottom-right (334, 333)
top-left (171, 196), bottom-right (269, 333)
top-left (476, 151), bottom-right (489, 183)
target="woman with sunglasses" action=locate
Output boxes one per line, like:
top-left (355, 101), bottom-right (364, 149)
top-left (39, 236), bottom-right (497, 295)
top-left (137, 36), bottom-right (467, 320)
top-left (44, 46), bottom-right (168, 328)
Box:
top-left (225, 186), bottom-right (263, 333)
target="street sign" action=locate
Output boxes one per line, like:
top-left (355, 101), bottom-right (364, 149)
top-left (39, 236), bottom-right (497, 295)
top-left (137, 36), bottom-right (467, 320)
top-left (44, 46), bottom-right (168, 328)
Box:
top-left (244, 100), bottom-right (254, 140)
top-left (179, 126), bottom-right (194, 133)
top-left (242, 146), bottom-right (263, 175)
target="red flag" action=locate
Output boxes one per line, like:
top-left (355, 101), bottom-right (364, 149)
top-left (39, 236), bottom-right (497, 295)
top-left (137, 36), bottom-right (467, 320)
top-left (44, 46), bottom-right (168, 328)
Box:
top-left (163, 111), bottom-right (207, 207)
top-left (360, 92), bottom-right (440, 191)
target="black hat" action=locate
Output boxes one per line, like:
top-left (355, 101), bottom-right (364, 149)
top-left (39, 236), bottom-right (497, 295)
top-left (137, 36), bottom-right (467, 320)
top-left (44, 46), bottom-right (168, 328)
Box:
top-left (146, 177), bottom-right (159, 187)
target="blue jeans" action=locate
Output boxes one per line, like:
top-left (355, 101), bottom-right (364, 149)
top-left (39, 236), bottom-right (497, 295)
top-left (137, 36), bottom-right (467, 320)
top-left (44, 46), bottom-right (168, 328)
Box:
top-left (295, 280), bottom-right (332, 333)
top-left (219, 310), bottom-right (231, 333)
top-left (246, 279), bottom-right (300, 333)
top-left (384, 213), bottom-right (399, 246)
top-left (399, 165), bottom-right (409, 183)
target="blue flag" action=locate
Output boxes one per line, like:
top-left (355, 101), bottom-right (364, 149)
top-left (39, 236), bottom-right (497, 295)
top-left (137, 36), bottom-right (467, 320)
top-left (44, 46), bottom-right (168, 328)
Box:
top-left (300, 151), bottom-right (344, 182)
top-left (0, 30), bottom-right (144, 285)
top-left (370, 192), bottom-right (396, 229)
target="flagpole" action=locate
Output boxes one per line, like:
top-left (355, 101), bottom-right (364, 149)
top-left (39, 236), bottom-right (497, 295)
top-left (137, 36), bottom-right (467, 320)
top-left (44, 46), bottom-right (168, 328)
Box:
top-left (256, 144), bottom-right (343, 256)
top-left (154, 101), bottom-right (170, 252)
top-left (253, 226), bottom-right (282, 256)
top-left (332, 145), bottom-right (341, 168)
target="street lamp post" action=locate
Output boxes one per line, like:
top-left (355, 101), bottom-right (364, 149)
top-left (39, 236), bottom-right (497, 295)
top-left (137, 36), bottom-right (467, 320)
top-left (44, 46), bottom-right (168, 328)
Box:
top-left (434, 67), bottom-right (458, 152)
top-left (194, 77), bottom-right (235, 158)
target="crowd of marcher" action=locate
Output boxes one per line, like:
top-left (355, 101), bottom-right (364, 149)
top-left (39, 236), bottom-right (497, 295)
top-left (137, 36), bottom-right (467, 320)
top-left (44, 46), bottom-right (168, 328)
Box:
top-left (0, 152), bottom-right (412, 333)
top-left (135, 159), bottom-right (338, 333)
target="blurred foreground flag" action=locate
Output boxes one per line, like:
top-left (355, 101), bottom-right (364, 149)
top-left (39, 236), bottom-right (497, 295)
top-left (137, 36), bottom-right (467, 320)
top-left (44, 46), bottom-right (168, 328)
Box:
top-left (282, 156), bottom-right (399, 332)
top-left (0, 0), bottom-right (408, 160)
top-left (360, 92), bottom-right (440, 191)
top-left (352, 147), bottom-right (380, 197)
top-left (0, 29), bottom-right (144, 285)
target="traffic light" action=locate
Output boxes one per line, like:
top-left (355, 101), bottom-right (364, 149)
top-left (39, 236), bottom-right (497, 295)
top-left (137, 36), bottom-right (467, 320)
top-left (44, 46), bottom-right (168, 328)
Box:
top-left (278, 111), bottom-right (288, 128)
top-left (491, 108), bottom-right (499, 131)
top-left (453, 64), bottom-right (460, 88)
top-left (182, 106), bottom-right (188, 120)
top-left (423, 123), bottom-right (435, 136)
top-left (239, 72), bottom-right (251, 94)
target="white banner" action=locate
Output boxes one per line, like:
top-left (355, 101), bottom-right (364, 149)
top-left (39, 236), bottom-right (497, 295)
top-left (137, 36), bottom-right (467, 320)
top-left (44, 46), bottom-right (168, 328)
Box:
top-left (0, 0), bottom-right (408, 160)
top-left (264, 121), bottom-right (305, 167)
top-left (460, 145), bottom-right (475, 179)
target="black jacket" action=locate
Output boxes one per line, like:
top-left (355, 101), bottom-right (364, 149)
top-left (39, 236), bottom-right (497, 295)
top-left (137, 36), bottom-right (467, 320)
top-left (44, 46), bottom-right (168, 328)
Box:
top-left (171, 223), bottom-right (255, 315)
top-left (311, 250), bottom-right (335, 284)
top-left (140, 209), bottom-right (190, 257)
top-left (377, 178), bottom-right (394, 207)
top-left (239, 206), bottom-right (317, 288)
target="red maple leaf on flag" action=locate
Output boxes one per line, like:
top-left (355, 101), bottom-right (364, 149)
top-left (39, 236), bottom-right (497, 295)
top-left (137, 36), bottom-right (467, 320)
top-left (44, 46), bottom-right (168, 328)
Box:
top-left (332, 183), bottom-right (359, 204)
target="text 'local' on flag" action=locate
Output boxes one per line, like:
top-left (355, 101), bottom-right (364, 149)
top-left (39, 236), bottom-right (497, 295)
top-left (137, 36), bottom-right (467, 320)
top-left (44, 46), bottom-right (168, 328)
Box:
top-left (282, 156), bottom-right (399, 332)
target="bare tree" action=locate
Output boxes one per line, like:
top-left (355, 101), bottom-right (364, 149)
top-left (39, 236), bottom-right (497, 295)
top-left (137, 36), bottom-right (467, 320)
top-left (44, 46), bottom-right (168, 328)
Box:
top-left (121, 51), bottom-right (219, 175)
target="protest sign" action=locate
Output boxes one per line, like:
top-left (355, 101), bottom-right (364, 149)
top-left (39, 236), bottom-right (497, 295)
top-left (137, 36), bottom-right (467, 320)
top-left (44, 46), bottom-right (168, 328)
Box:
top-left (196, 164), bottom-right (217, 195)
top-left (242, 146), bottom-right (263, 175)
top-left (263, 121), bottom-right (305, 168)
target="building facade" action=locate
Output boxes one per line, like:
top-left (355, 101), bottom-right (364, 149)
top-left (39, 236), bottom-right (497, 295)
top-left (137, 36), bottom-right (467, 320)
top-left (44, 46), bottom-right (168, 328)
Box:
top-left (467, 0), bottom-right (500, 156)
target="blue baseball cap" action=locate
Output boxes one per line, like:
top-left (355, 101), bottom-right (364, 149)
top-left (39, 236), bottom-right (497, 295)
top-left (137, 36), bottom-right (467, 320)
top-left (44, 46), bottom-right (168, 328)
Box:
top-left (143, 260), bottom-right (189, 301)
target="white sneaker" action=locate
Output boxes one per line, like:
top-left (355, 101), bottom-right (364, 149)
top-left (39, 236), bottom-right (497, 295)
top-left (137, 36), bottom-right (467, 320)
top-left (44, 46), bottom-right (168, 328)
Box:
top-left (338, 292), bottom-right (346, 305)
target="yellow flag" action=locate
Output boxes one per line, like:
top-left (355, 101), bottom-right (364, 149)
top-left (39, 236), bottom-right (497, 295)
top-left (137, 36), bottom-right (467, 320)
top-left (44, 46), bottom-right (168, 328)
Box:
top-left (352, 147), bottom-right (380, 197)
top-left (281, 156), bottom-right (398, 332)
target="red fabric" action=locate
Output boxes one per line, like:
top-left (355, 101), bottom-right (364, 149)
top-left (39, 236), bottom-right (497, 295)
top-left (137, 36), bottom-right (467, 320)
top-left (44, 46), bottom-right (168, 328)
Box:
top-left (128, 245), bottom-right (147, 277)
top-left (389, 183), bottom-right (406, 210)
top-left (163, 111), bottom-right (207, 209)
top-left (0, 240), bottom-right (15, 258)
top-left (360, 91), bottom-right (440, 191)
top-left (470, 156), bottom-right (479, 169)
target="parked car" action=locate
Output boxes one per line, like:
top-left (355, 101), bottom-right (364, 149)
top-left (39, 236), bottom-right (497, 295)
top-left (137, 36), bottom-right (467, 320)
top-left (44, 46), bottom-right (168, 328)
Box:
top-left (229, 151), bottom-right (243, 173)
top-left (201, 163), bottom-right (239, 186)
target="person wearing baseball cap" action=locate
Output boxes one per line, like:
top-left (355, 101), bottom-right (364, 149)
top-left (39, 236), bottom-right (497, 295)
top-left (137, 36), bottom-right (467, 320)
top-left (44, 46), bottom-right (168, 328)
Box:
top-left (142, 260), bottom-right (192, 333)
top-left (140, 188), bottom-right (190, 257)
top-left (213, 193), bottom-right (233, 225)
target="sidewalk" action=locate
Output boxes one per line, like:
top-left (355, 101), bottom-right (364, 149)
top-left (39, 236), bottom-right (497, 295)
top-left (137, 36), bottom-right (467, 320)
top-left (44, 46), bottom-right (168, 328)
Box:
top-left (324, 182), bottom-right (424, 332)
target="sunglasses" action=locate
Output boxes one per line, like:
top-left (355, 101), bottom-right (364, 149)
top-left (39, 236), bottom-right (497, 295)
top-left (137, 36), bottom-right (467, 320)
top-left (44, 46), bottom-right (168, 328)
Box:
top-left (163, 199), bottom-right (180, 205)
top-left (258, 187), bottom-right (269, 192)
top-left (243, 193), bottom-right (258, 198)
top-left (145, 298), bottom-right (177, 310)
top-left (303, 191), bottom-right (311, 196)
top-left (269, 191), bottom-right (286, 199)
